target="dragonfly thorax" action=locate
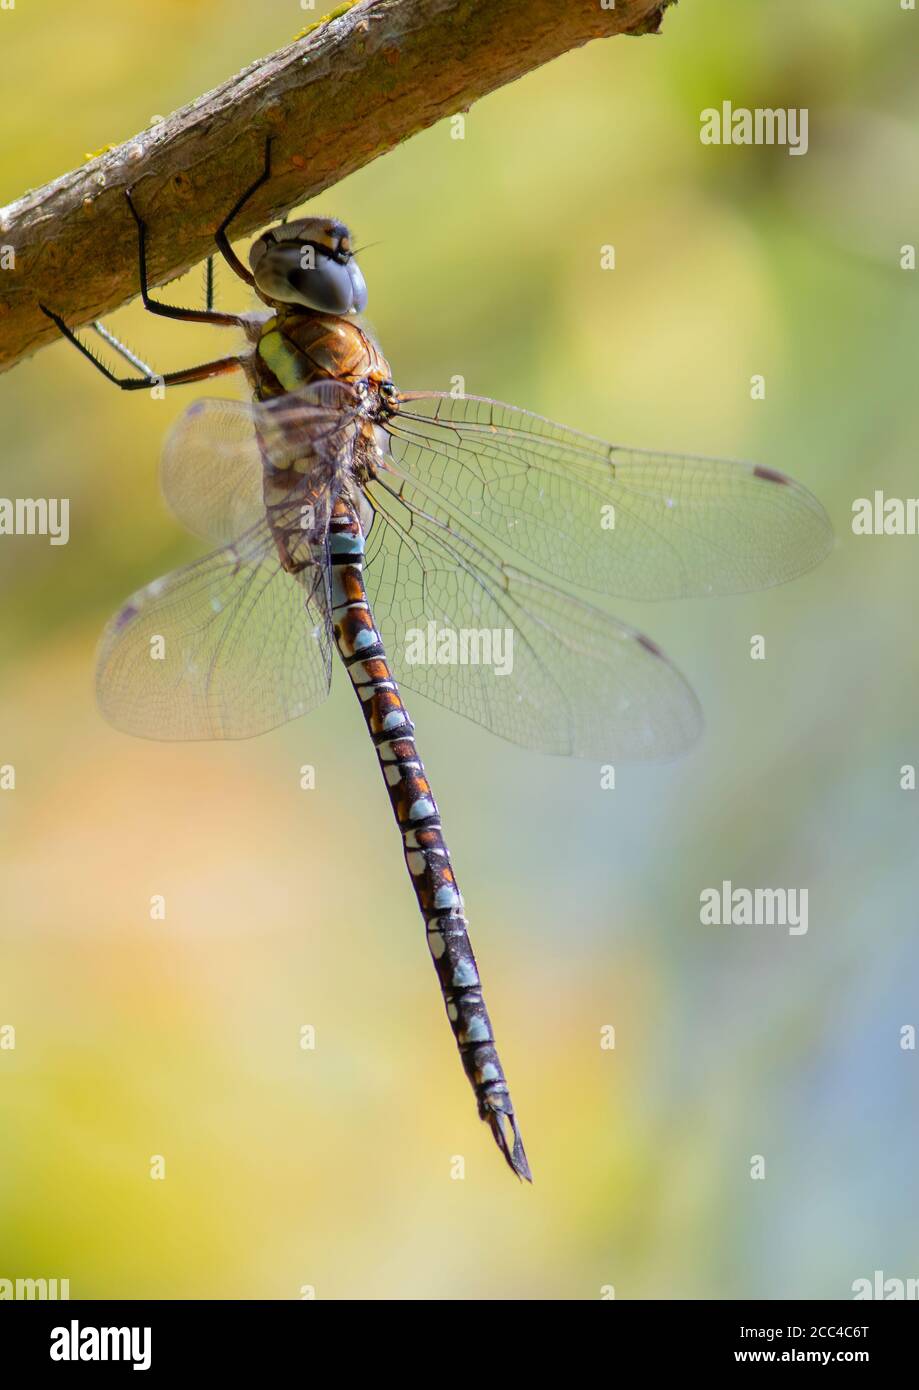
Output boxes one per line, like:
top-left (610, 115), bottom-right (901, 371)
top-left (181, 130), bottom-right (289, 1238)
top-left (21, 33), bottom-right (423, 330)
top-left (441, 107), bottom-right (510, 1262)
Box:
top-left (248, 217), bottom-right (368, 315)
top-left (251, 307), bottom-right (392, 405)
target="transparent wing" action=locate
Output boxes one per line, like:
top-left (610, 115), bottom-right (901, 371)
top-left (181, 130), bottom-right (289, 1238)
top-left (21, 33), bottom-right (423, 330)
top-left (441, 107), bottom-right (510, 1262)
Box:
top-left (364, 475), bottom-right (702, 760)
top-left (384, 393), bottom-right (833, 599)
top-left (99, 381), bottom-right (367, 740)
top-left (97, 520), bottom-right (333, 740)
top-left (161, 382), bottom-right (363, 544)
top-left (160, 398), bottom-right (267, 544)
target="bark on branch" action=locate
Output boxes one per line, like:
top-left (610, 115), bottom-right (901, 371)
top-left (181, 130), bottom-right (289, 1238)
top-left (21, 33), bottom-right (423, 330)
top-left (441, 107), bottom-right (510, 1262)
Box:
top-left (0, 0), bottom-right (673, 376)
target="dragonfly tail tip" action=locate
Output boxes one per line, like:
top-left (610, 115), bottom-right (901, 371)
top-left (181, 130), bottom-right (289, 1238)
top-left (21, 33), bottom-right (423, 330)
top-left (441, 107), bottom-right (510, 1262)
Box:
top-left (486, 1108), bottom-right (533, 1183)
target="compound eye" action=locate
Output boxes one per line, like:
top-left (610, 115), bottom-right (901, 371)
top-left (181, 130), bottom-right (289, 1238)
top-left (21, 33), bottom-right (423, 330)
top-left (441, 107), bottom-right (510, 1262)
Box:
top-left (346, 261), bottom-right (368, 314)
top-left (249, 239), bottom-right (367, 314)
top-left (287, 256), bottom-right (359, 314)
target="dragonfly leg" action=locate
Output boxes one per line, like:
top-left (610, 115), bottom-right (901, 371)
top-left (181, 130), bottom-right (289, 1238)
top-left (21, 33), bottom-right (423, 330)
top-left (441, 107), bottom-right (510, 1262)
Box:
top-left (213, 136), bottom-right (274, 289)
top-left (39, 304), bottom-right (242, 390)
top-left (328, 496), bottom-right (532, 1182)
top-left (123, 188), bottom-right (244, 328)
top-left (89, 321), bottom-right (154, 376)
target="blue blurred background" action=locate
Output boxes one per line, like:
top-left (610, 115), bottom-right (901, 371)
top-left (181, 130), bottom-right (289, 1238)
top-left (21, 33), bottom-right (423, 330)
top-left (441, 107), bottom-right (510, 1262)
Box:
top-left (1, 0), bottom-right (917, 1298)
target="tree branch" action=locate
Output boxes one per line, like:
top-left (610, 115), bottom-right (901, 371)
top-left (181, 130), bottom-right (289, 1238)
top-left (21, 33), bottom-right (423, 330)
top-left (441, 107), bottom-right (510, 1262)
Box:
top-left (0, 0), bottom-right (674, 376)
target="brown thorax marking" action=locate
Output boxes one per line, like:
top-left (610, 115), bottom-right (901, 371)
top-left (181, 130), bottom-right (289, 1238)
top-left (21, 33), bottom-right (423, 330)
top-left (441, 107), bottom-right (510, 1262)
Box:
top-left (250, 307), bottom-right (392, 398)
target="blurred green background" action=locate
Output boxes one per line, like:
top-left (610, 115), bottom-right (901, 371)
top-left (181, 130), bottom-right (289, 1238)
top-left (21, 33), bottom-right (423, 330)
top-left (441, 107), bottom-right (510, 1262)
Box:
top-left (2, 0), bottom-right (918, 1299)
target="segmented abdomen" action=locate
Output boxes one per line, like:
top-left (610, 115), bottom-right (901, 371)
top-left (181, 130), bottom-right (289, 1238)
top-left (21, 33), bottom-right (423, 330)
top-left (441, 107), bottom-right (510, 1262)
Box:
top-left (327, 495), bottom-right (531, 1180)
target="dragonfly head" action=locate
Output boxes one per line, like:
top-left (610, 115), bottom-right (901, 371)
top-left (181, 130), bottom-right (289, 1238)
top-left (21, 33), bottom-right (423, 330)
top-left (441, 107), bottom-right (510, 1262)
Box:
top-left (248, 218), bottom-right (368, 315)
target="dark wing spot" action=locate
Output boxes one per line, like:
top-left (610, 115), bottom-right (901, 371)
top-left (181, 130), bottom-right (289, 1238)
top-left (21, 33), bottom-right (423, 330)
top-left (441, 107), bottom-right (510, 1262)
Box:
top-left (114, 603), bottom-right (139, 631)
top-left (753, 465), bottom-right (790, 486)
top-left (635, 632), bottom-right (664, 657)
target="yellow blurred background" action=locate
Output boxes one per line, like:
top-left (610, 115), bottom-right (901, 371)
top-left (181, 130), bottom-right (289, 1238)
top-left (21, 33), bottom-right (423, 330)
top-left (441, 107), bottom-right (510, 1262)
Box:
top-left (1, 0), bottom-right (918, 1298)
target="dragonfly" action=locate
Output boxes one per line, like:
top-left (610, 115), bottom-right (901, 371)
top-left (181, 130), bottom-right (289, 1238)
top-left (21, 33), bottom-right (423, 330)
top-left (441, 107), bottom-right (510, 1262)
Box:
top-left (41, 139), bottom-right (833, 1182)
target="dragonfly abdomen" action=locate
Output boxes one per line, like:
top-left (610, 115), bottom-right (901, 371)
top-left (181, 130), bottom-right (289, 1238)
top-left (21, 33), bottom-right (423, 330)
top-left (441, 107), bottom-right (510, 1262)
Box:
top-left (327, 497), bottom-right (531, 1182)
